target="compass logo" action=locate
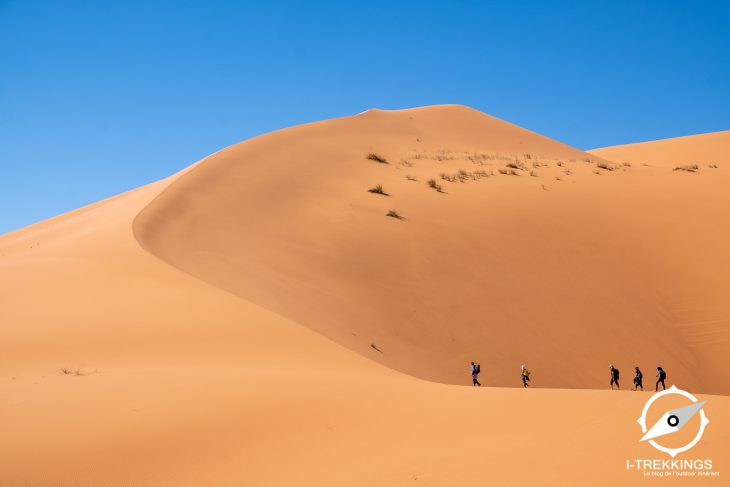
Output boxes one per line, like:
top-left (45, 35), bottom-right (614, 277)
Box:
top-left (637, 385), bottom-right (710, 457)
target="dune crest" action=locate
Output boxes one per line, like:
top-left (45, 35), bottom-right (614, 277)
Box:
top-left (589, 130), bottom-right (730, 168)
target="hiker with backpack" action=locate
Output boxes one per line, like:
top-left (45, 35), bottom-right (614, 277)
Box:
top-left (609, 365), bottom-right (620, 390)
top-left (470, 362), bottom-right (481, 387)
top-left (633, 366), bottom-right (643, 391)
top-left (471, 362), bottom-right (482, 387)
top-left (656, 366), bottom-right (667, 391)
top-left (520, 364), bottom-right (530, 387)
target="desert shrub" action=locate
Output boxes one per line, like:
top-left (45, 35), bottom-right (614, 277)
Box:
top-left (673, 164), bottom-right (699, 172)
top-left (709, 164), bottom-right (718, 169)
top-left (499, 168), bottom-right (519, 176)
top-left (530, 170), bottom-right (538, 177)
top-left (386, 209), bottom-right (402, 219)
top-left (368, 185), bottom-right (387, 195)
top-left (406, 175), bottom-right (418, 181)
top-left (427, 178), bottom-right (443, 191)
top-left (596, 161), bottom-right (618, 171)
top-left (366, 153), bottom-right (388, 164)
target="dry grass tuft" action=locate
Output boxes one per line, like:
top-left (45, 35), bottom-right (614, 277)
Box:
top-left (596, 161), bottom-right (619, 171)
top-left (673, 164), bottom-right (699, 172)
top-left (386, 209), bottom-right (403, 219)
top-left (368, 184), bottom-right (388, 195)
top-left (366, 153), bottom-right (388, 164)
top-left (427, 178), bottom-right (443, 192)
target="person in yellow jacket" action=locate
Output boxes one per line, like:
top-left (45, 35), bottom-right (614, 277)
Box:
top-left (521, 364), bottom-right (531, 388)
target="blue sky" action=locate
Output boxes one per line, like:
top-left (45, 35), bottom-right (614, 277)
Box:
top-left (1, 1), bottom-right (728, 234)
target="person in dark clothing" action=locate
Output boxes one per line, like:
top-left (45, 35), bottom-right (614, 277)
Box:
top-left (633, 366), bottom-right (643, 391)
top-left (471, 362), bottom-right (481, 387)
top-left (610, 365), bottom-right (620, 390)
top-left (656, 366), bottom-right (667, 391)
top-left (520, 364), bottom-right (530, 388)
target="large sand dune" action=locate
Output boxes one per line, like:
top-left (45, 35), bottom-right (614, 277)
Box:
top-left (134, 105), bottom-right (730, 393)
top-left (1, 106), bottom-right (728, 485)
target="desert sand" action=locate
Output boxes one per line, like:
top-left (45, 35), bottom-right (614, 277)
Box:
top-left (1, 105), bottom-right (728, 485)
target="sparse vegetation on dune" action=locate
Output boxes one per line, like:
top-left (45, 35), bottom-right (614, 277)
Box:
top-left (439, 169), bottom-right (492, 183)
top-left (60, 368), bottom-right (85, 376)
top-left (366, 153), bottom-right (389, 164)
top-left (386, 209), bottom-right (403, 219)
top-left (505, 161), bottom-right (525, 171)
top-left (405, 175), bottom-right (418, 181)
top-left (530, 170), bottom-right (538, 177)
top-left (499, 168), bottom-right (519, 176)
top-left (709, 164), bottom-right (718, 169)
top-left (368, 185), bottom-right (387, 195)
top-left (673, 164), bottom-right (699, 172)
top-left (427, 178), bottom-right (443, 192)
top-left (596, 161), bottom-right (618, 171)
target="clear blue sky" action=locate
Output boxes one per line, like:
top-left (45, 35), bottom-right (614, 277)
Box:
top-left (1, 1), bottom-right (728, 234)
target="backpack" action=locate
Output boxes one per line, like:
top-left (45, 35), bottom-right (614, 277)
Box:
top-left (660, 370), bottom-right (666, 380)
top-left (474, 364), bottom-right (481, 374)
top-left (614, 369), bottom-right (620, 380)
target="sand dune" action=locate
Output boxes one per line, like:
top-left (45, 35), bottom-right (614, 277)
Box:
top-left (134, 105), bottom-right (730, 393)
top-left (1, 106), bottom-right (728, 485)
top-left (589, 130), bottom-right (730, 168)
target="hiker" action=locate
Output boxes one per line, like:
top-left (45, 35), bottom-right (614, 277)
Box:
top-left (609, 365), bottom-right (620, 390)
top-left (633, 366), bottom-right (643, 391)
top-left (656, 366), bottom-right (667, 391)
top-left (520, 364), bottom-right (530, 387)
top-left (470, 361), bottom-right (481, 387)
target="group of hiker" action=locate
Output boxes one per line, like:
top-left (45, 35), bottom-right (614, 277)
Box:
top-left (609, 364), bottom-right (667, 391)
top-left (470, 362), bottom-right (667, 391)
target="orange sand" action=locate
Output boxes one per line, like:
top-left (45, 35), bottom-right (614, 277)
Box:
top-left (1, 106), bottom-right (728, 485)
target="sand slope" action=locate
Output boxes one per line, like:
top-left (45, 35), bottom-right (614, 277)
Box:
top-left (134, 105), bottom-right (730, 393)
top-left (589, 130), bottom-right (730, 168)
top-left (1, 106), bottom-right (729, 486)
